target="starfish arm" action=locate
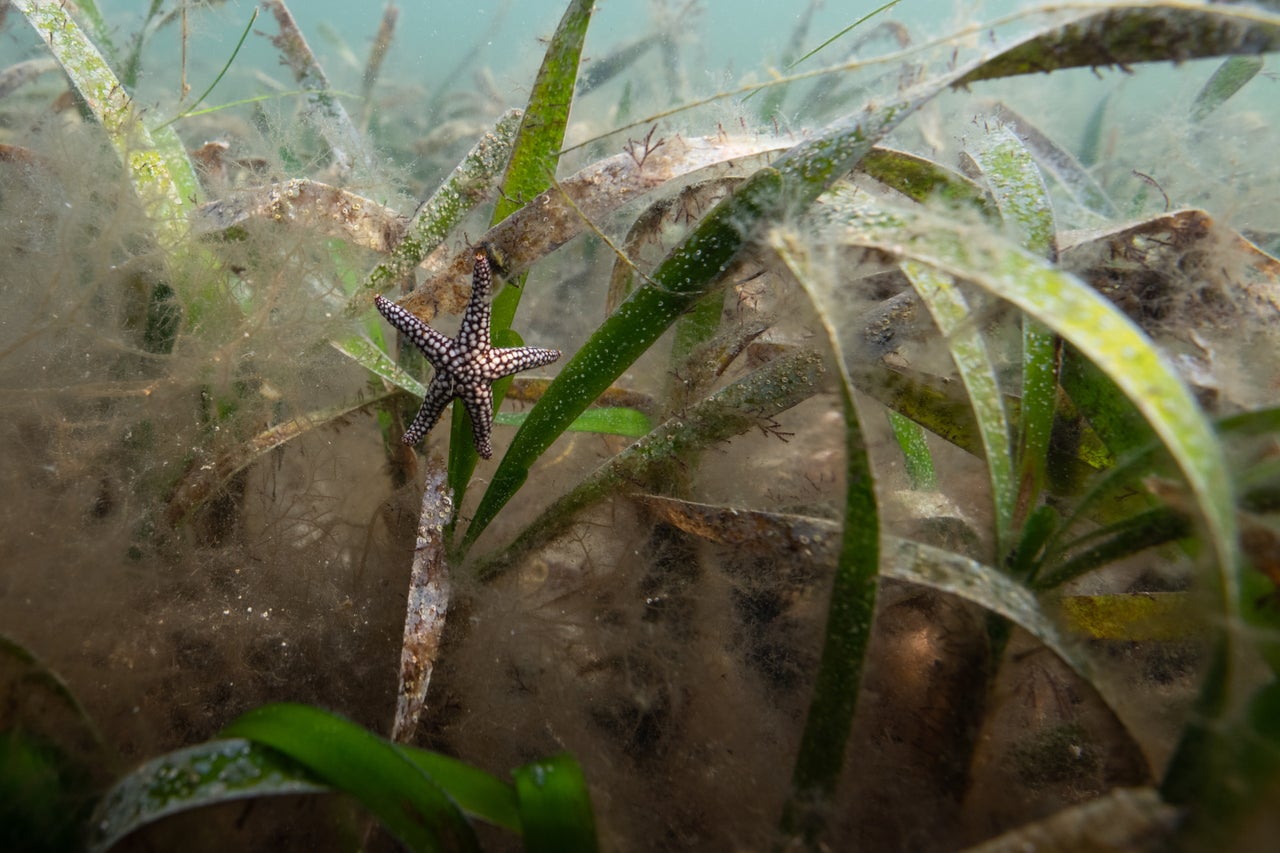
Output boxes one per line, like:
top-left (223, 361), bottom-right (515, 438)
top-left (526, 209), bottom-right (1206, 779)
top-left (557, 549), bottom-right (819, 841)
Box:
top-left (374, 295), bottom-right (453, 365)
top-left (457, 249), bottom-right (494, 354)
top-left (481, 346), bottom-right (562, 381)
top-left (402, 372), bottom-right (455, 446)
top-left (459, 381), bottom-right (496, 459)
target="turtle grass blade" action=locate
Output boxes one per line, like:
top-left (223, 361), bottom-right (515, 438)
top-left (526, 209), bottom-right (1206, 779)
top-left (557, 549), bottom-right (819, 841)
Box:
top-left (163, 392), bottom-right (399, 525)
top-left (858, 146), bottom-right (995, 215)
top-left (512, 754), bottom-right (599, 853)
top-left (967, 123), bottom-right (1059, 548)
top-left (772, 232), bottom-right (880, 841)
top-left (463, 0), bottom-right (1275, 557)
top-left (1190, 56), bottom-right (1264, 122)
top-left (351, 108), bottom-right (524, 313)
top-left (887, 410), bottom-right (936, 490)
top-left (221, 703), bottom-right (480, 852)
top-left (88, 735), bottom-right (522, 853)
top-left (954, 2), bottom-right (1280, 87)
top-left (489, 0), bottom-right (595, 236)
top-left (88, 739), bottom-right (328, 853)
top-left (902, 260), bottom-right (1017, 559)
top-left (0, 633), bottom-right (104, 754)
top-left (493, 406), bottom-right (652, 438)
top-left (449, 0), bottom-right (596, 507)
top-left (988, 103), bottom-right (1117, 220)
top-left (333, 335), bottom-right (427, 397)
top-left (264, 0), bottom-right (374, 179)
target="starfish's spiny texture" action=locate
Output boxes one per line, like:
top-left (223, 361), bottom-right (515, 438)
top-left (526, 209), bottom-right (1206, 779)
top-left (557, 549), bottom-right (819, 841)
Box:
top-left (375, 248), bottom-right (561, 458)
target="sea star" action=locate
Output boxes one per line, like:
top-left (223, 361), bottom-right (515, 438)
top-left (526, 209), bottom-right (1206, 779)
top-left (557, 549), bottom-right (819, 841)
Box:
top-left (374, 248), bottom-right (561, 458)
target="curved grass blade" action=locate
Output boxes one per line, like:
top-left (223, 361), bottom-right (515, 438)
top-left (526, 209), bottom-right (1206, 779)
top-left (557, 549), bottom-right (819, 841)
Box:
top-left (512, 754), bottom-right (598, 853)
top-left (221, 703), bottom-right (479, 852)
top-left (961, 787), bottom-right (1177, 851)
top-left (1190, 55), bottom-right (1265, 122)
top-left (333, 335), bottom-right (427, 397)
top-left (0, 633), bottom-right (105, 754)
top-left (636, 494), bottom-right (1138, 724)
top-left (462, 1), bottom-right (1276, 550)
top-left (397, 135), bottom-right (787, 323)
top-left (636, 488), bottom-right (1150, 832)
top-left (88, 739), bottom-right (327, 853)
top-left (989, 103), bottom-right (1116, 219)
top-left (88, 736), bottom-right (522, 852)
top-left (402, 748), bottom-right (521, 834)
top-left (955, 3), bottom-right (1280, 87)
top-left (1058, 347), bottom-right (1157, 460)
top-left (196, 180), bottom-right (404, 252)
top-left (969, 124), bottom-right (1056, 258)
top-left (832, 200), bottom-right (1243, 697)
top-left (163, 392), bottom-right (399, 525)
top-left (858, 146), bottom-right (995, 214)
top-left (771, 231), bottom-right (882, 841)
top-left (967, 123), bottom-right (1060, 541)
top-left (448, 0), bottom-right (597, 507)
top-left (1041, 505), bottom-right (1190, 590)
top-left (1040, 408), bottom-right (1280, 601)
top-left (902, 260), bottom-right (1016, 558)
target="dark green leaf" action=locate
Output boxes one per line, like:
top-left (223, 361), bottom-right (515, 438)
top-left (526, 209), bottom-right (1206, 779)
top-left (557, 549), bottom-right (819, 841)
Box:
top-left (956, 4), bottom-right (1280, 86)
top-left (221, 703), bottom-right (479, 853)
top-left (512, 754), bottom-right (598, 853)
top-left (493, 406), bottom-right (652, 437)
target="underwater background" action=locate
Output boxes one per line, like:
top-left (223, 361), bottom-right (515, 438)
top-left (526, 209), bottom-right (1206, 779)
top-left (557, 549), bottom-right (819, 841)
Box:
top-left (2, 1), bottom-right (1279, 851)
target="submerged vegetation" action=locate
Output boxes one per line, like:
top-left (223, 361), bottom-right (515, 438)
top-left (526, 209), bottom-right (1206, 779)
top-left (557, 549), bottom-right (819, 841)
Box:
top-left (1, 0), bottom-right (1279, 849)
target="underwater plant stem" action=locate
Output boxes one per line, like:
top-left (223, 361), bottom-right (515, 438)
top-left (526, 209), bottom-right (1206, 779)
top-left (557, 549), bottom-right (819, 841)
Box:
top-left (392, 458), bottom-right (453, 743)
top-left (360, 3), bottom-right (399, 126)
top-left (156, 6), bottom-right (259, 131)
top-left (789, 0), bottom-right (903, 71)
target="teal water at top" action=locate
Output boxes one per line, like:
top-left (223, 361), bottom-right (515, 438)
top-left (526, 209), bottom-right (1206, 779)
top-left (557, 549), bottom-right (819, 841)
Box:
top-left (109, 0), bottom-right (990, 112)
